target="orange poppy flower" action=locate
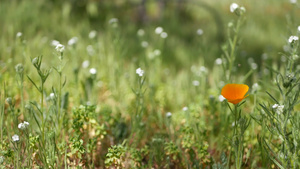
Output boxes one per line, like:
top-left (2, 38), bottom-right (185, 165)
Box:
top-left (221, 84), bottom-right (249, 104)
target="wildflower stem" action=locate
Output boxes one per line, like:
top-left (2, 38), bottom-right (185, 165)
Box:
top-left (41, 81), bottom-right (45, 144)
top-left (228, 18), bottom-right (241, 81)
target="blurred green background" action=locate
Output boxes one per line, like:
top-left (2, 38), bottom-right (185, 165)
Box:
top-left (1, 0), bottom-right (299, 69)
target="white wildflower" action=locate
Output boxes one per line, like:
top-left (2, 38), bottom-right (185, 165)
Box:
top-left (215, 58), bottom-right (222, 65)
top-left (18, 121), bottom-right (29, 130)
top-left (240, 6), bottom-right (246, 13)
top-left (16, 32), bottom-right (22, 38)
top-left (51, 40), bottom-right (60, 47)
top-left (49, 93), bottom-right (55, 100)
top-left (136, 68), bottom-right (144, 77)
top-left (12, 134), bottom-right (19, 142)
top-left (166, 112), bottom-right (172, 118)
top-left (15, 63), bottom-right (24, 73)
top-left (109, 18), bottom-right (118, 25)
top-left (18, 123), bottom-right (25, 129)
top-left (288, 36), bottom-right (299, 43)
top-left (192, 80), bottom-right (200, 86)
top-left (218, 95), bottom-right (226, 102)
top-left (24, 121), bottom-right (29, 126)
top-left (200, 66), bottom-right (207, 73)
top-left (252, 83), bottom-right (260, 92)
top-left (290, 0), bottom-right (297, 4)
top-left (137, 29), bottom-right (145, 36)
top-left (55, 44), bottom-right (65, 53)
top-left (197, 29), bottom-right (203, 35)
top-left (82, 60), bottom-right (90, 68)
top-left (272, 104), bottom-right (284, 115)
top-left (230, 3), bottom-right (239, 13)
top-left (141, 41), bottom-right (148, 48)
top-left (89, 68), bottom-right (97, 75)
top-left (182, 107), bottom-right (188, 111)
top-left (68, 37), bottom-right (78, 46)
top-left (251, 63), bottom-right (258, 70)
top-left (155, 27), bottom-right (163, 34)
top-left (160, 32), bottom-right (168, 38)
top-left (86, 45), bottom-right (95, 56)
top-left (154, 49), bottom-right (161, 56)
top-left (298, 26), bottom-right (300, 32)
top-left (262, 53), bottom-right (268, 60)
top-left (89, 30), bottom-right (97, 39)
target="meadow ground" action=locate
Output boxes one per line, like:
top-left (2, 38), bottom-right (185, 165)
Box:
top-left (0, 0), bottom-right (300, 168)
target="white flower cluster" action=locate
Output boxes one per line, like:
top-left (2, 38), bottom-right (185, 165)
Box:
top-left (18, 121), bottom-right (29, 130)
top-left (68, 37), bottom-right (78, 46)
top-left (89, 30), bottom-right (97, 39)
top-left (55, 44), bottom-right (65, 53)
top-left (90, 68), bottom-right (97, 75)
top-left (166, 112), bottom-right (172, 118)
top-left (136, 68), bottom-right (144, 77)
top-left (230, 3), bottom-right (246, 15)
top-left (288, 36), bottom-right (299, 44)
top-left (272, 104), bottom-right (284, 115)
top-left (155, 27), bottom-right (168, 39)
top-left (12, 134), bottom-right (19, 142)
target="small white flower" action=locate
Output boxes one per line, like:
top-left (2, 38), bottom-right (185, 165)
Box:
top-left (290, 0), bottom-right (297, 4)
top-left (166, 112), bottom-right (172, 118)
top-left (182, 107), bottom-right (188, 111)
top-left (200, 66), bottom-right (207, 73)
top-left (68, 37), bottom-right (78, 46)
top-left (240, 6), bottom-right (246, 13)
top-left (197, 29), bottom-right (203, 35)
top-left (288, 36), bottom-right (299, 43)
top-left (192, 80), bottom-right (200, 86)
top-left (86, 45), bottom-right (95, 56)
top-left (141, 41), bottom-right (148, 48)
top-left (50, 93), bottom-right (55, 100)
top-left (215, 58), bottom-right (222, 65)
top-left (82, 60), bottom-right (90, 68)
top-left (230, 3), bottom-right (239, 13)
top-left (12, 134), bottom-right (19, 142)
top-left (24, 121), bottom-right (29, 126)
top-left (55, 44), bottom-right (65, 53)
top-left (18, 123), bottom-right (25, 129)
top-left (16, 32), bottom-right (22, 38)
top-left (272, 104), bottom-right (284, 115)
top-left (153, 49), bottom-right (161, 56)
top-left (109, 18), bottom-right (118, 25)
top-left (18, 121), bottom-right (30, 130)
top-left (137, 29), bottom-right (145, 36)
top-left (272, 104), bottom-right (279, 109)
top-left (252, 83), bottom-right (260, 92)
top-left (298, 26), bottom-right (300, 32)
top-left (160, 32), bottom-right (168, 38)
top-left (89, 68), bottom-right (97, 75)
top-left (51, 40), bottom-right (60, 47)
top-left (251, 63), bottom-right (258, 70)
top-left (89, 30), bottom-right (97, 39)
top-left (218, 95), bottom-right (226, 102)
top-left (136, 68), bottom-right (144, 77)
top-left (262, 53), bottom-right (268, 60)
top-left (155, 27), bottom-right (163, 34)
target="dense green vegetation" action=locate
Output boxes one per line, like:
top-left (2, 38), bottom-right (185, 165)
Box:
top-left (0, 0), bottom-right (300, 168)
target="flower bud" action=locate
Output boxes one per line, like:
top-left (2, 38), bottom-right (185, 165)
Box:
top-left (15, 63), bottom-right (24, 73)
